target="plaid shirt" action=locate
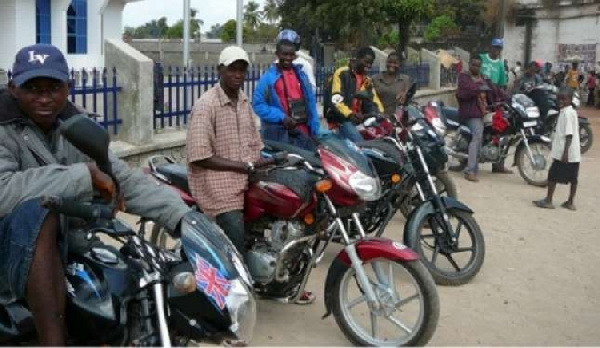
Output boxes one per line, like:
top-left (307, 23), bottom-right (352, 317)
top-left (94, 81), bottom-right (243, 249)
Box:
top-left (186, 84), bottom-right (262, 217)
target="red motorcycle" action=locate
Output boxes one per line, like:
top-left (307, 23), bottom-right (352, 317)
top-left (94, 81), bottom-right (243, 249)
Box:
top-left (144, 134), bottom-right (439, 346)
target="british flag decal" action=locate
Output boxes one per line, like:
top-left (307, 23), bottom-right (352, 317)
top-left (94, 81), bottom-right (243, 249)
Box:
top-left (193, 255), bottom-right (231, 310)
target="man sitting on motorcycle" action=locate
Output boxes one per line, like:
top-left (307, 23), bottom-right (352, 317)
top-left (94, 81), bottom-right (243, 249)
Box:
top-left (252, 39), bottom-right (320, 151)
top-left (0, 44), bottom-right (192, 345)
top-left (512, 61), bottom-right (543, 94)
top-left (187, 46), bottom-right (316, 305)
top-left (325, 47), bottom-right (384, 142)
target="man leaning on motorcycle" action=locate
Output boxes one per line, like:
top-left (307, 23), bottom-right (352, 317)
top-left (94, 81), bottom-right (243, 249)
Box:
top-left (326, 47), bottom-right (384, 142)
top-left (186, 46), bottom-right (316, 305)
top-left (0, 44), bottom-right (193, 345)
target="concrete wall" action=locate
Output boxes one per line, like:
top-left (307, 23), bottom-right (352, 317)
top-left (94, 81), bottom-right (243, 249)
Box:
top-left (503, 2), bottom-right (600, 69)
top-left (105, 38), bottom-right (154, 146)
top-left (0, 0), bottom-right (18, 71)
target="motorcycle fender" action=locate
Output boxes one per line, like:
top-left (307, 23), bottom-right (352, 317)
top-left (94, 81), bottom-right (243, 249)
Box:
top-left (512, 135), bottom-right (550, 166)
top-left (578, 116), bottom-right (589, 125)
top-left (403, 197), bottom-right (473, 247)
top-left (322, 238), bottom-right (419, 318)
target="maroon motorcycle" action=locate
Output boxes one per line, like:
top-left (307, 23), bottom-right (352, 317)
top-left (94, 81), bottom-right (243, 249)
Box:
top-left (144, 134), bottom-right (439, 346)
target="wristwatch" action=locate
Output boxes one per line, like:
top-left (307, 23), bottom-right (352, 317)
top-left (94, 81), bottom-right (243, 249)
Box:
top-left (246, 161), bottom-right (255, 174)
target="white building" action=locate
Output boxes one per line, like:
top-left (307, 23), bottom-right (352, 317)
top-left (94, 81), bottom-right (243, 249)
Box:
top-left (0, 0), bottom-right (143, 71)
top-left (503, 0), bottom-right (600, 71)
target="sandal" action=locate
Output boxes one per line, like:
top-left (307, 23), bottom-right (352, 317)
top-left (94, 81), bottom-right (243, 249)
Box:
top-left (561, 202), bottom-right (576, 211)
top-left (533, 199), bottom-right (555, 209)
top-left (294, 291), bottom-right (316, 305)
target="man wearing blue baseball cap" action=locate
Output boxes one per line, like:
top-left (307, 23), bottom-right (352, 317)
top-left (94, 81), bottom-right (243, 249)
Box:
top-left (0, 44), bottom-right (191, 344)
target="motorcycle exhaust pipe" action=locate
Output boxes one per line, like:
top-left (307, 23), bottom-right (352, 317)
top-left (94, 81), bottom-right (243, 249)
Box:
top-left (444, 146), bottom-right (468, 159)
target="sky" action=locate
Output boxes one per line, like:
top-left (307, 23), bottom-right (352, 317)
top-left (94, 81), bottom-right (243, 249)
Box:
top-left (123, 0), bottom-right (266, 32)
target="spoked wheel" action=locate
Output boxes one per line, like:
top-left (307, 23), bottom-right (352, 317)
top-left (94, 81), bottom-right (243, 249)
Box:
top-left (331, 259), bottom-right (439, 346)
top-left (398, 172), bottom-right (458, 219)
top-left (517, 141), bottom-right (551, 187)
top-left (409, 209), bottom-right (485, 286)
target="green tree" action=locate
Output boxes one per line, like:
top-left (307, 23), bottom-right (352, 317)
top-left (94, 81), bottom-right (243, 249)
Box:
top-left (424, 15), bottom-right (459, 42)
top-left (206, 23), bottom-right (224, 39)
top-left (382, 0), bottom-right (435, 56)
top-left (263, 0), bottom-right (279, 24)
top-left (220, 19), bottom-right (250, 43)
top-left (244, 1), bottom-right (262, 30)
top-left (165, 8), bottom-right (204, 39)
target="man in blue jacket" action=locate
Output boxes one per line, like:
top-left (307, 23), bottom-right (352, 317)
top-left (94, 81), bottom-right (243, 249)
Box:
top-left (252, 39), bottom-right (320, 150)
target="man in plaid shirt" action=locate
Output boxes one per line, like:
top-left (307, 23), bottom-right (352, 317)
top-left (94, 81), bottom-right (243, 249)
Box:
top-left (186, 46), bottom-right (272, 256)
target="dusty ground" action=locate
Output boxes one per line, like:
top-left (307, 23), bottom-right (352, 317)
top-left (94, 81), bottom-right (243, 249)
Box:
top-left (120, 108), bottom-right (600, 346)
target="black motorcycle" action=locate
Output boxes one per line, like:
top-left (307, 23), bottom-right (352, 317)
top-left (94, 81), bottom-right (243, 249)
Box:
top-left (0, 115), bottom-right (256, 346)
top-left (443, 93), bottom-right (552, 186)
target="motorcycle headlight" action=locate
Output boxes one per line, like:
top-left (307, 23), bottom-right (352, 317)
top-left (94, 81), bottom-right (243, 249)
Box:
top-left (349, 171), bottom-right (381, 201)
top-left (226, 279), bottom-right (256, 344)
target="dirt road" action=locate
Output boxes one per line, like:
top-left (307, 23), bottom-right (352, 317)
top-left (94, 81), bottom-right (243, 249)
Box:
top-left (120, 108), bottom-right (600, 346)
top-left (249, 108), bottom-right (600, 346)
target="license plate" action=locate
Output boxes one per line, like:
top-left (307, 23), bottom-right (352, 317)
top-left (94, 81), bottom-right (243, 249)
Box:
top-left (523, 121), bottom-right (537, 128)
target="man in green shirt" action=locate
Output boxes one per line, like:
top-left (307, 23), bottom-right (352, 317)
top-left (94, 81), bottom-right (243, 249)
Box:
top-left (480, 38), bottom-right (508, 88)
top-left (479, 38), bottom-right (513, 174)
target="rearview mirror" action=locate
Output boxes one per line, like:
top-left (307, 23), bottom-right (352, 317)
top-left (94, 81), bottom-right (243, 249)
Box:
top-left (60, 114), bottom-right (112, 175)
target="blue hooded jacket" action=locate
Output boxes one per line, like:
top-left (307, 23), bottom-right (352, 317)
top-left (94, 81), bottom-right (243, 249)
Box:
top-left (252, 64), bottom-right (320, 137)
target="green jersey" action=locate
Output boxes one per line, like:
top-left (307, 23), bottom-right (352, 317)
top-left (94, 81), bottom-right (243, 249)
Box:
top-left (480, 53), bottom-right (507, 87)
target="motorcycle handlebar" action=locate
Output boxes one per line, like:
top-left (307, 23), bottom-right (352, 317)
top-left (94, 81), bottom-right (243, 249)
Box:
top-left (41, 196), bottom-right (114, 220)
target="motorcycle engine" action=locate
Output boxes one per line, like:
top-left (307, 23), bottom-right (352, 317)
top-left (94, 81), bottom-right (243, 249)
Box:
top-left (480, 143), bottom-right (500, 162)
top-left (246, 221), bottom-right (307, 285)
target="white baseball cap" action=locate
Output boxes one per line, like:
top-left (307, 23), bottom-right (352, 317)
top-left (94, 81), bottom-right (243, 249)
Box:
top-left (219, 46), bottom-right (250, 67)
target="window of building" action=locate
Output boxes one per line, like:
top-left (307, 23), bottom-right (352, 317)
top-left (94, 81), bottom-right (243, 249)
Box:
top-left (36, 0), bottom-right (52, 44)
top-left (67, 0), bottom-right (87, 54)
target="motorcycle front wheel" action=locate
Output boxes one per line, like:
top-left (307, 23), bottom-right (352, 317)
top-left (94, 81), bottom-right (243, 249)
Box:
top-left (408, 209), bottom-right (485, 286)
top-left (330, 259), bottom-right (439, 346)
top-left (516, 140), bottom-right (551, 187)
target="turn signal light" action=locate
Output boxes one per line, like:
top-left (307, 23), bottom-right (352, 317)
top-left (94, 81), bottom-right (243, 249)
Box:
top-left (304, 213), bottom-right (315, 225)
top-left (315, 179), bottom-right (333, 193)
top-left (172, 272), bottom-right (196, 294)
top-left (391, 174), bottom-right (402, 183)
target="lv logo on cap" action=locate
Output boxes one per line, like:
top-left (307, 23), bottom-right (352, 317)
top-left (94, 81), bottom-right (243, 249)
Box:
top-left (28, 51), bottom-right (49, 64)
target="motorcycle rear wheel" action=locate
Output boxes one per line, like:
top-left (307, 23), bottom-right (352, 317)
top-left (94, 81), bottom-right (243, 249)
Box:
top-left (408, 209), bottom-right (485, 286)
top-left (330, 259), bottom-right (439, 346)
top-left (580, 122), bottom-right (593, 154)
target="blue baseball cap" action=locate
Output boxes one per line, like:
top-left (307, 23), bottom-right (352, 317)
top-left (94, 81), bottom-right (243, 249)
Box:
top-left (491, 38), bottom-right (504, 48)
top-left (11, 44), bottom-right (70, 87)
top-left (276, 29), bottom-right (300, 45)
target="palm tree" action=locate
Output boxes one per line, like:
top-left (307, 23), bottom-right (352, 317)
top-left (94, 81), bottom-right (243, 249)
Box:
top-left (262, 0), bottom-right (279, 24)
top-left (244, 0), bottom-right (262, 30)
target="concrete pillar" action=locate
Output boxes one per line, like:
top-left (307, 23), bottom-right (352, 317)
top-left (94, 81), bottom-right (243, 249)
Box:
top-left (105, 39), bottom-right (154, 145)
top-left (421, 48), bottom-right (441, 90)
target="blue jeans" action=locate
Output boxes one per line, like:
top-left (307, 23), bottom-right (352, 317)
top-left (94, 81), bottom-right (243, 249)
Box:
top-left (465, 118), bottom-right (484, 175)
top-left (337, 121), bottom-right (364, 143)
top-left (216, 210), bottom-right (246, 257)
top-left (0, 198), bottom-right (50, 301)
top-left (261, 122), bottom-right (316, 151)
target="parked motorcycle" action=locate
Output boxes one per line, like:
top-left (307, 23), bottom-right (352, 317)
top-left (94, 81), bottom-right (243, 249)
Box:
top-left (442, 93), bottom-right (552, 186)
top-left (147, 134), bottom-right (440, 346)
top-left (0, 115), bottom-right (256, 346)
top-left (527, 83), bottom-right (594, 154)
top-left (263, 84), bottom-right (485, 286)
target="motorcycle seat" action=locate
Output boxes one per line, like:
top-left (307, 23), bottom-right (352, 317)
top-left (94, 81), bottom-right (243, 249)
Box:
top-left (262, 140), bottom-right (322, 168)
top-left (156, 163), bottom-right (190, 194)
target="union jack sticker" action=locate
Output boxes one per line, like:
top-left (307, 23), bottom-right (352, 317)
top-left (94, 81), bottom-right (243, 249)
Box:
top-left (193, 255), bottom-right (231, 310)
